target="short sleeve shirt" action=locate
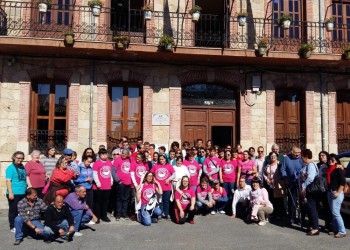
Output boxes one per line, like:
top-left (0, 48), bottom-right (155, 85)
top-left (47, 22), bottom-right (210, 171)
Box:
top-left (5, 163), bottom-right (27, 195)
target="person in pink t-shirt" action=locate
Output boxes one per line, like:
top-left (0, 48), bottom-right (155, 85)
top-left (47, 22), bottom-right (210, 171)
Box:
top-left (174, 176), bottom-right (196, 224)
top-left (196, 177), bottom-right (214, 215)
top-left (237, 150), bottom-right (257, 185)
top-left (211, 179), bottom-right (228, 214)
top-left (219, 150), bottom-right (238, 200)
top-left (25, 150), bottom-right (46, 199)
top-left (136, 172), bottom-right (162, 226)
top-left (183, 153), bottom-right (202, 192)
top-left (203, 148), bottom-right (220, 182)
top-left (150, 154), bottom-right (176, 220)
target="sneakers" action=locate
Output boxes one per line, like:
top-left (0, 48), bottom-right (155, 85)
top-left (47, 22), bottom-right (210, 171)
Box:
top-left (87, 220), bottom-right (96, 225)
top-left (157, 216), bottom-right (163, 222)
top-left (10, 228), bottom-right (16, 233)
top-left (189, 220), bottom-right (195, 224)
top-left (258, 220), bottom-right (267, 226)
top-left (164, 215), bottom-right (171, 221)
top-left (74, 232), bottom-right (83, 237)
top-left (219, 210), bottom-right (225, 214)
top-left (101, 217), bottom-right (111, 222)
top-left (14, 239), bottom-right (22, 245)
top-left (211, 210), bottom-right (216, 215)
top-left (115, 216), bottom-right (121, 221)
top-left (334, 233), bottom-right (346, 238)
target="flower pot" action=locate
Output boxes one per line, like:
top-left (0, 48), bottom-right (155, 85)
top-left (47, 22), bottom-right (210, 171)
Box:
top-left (38, 3), bottom-right (48, 13)
top-left (64, 34), bottom-right (75, 45)
top-left (344, 51), bottom-right (350, 60)
top-left (282, 20), bottom-right (291, 29)
top-left (325, 22), bottom-right (334, 32)
top-left (301, 50), bottom-right (312, 59)
top-left (192, 11), bottom-right (201, 22)
top-left (258, 45), bottom-right (267, 56)
top-left (238, 16), bottom-right (247, 26)
top-left (144, 10), bottom-right (152, 20)
top-left (91, 5), bottom-right (101, 17)
top-left (164, 43), bottom-right (173, 51)
top-left (116, 41), bottom-right (126, 50)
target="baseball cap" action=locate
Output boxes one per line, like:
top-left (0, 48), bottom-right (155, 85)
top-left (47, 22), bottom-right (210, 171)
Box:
top-left (213, 179), bottom-right (220, 184)
top-left (62, 148), bottom-right (73, 155)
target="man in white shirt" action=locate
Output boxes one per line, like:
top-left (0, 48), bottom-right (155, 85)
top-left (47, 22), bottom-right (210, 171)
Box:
top-left (231, 177), bottom-right (252, 219)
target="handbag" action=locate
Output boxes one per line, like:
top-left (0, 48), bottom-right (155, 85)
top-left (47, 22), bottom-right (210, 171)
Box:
top-left (42, 181), bottom-right (50, 194)
top-left (273, 179), bottom-right (287, 198)
top-left (306, 163), bottom-right (327, 196)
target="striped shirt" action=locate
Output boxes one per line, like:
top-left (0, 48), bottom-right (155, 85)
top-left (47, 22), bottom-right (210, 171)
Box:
top-left (40, 156), bottom-right (58, 177)
top-left (17, 197), bottom-right (47, 223)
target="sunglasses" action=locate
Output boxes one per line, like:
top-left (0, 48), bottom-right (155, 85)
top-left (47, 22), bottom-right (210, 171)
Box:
top-left (258, 151), bottom-right (264, 153)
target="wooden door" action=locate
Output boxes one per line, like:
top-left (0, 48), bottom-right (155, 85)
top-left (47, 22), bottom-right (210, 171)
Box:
top-left (182, 109), bottom-right (208, 145)
top-left (337, 91), bottom-right (350, 153)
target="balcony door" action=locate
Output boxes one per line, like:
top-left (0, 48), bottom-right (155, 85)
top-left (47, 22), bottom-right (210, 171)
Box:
top-left (30, 83), bottom-right (68, 153)
top-left (336, 91), bottom-right (350, 153)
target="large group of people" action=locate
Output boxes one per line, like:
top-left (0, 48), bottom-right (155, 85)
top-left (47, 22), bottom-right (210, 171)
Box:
top-left (5, 137), bottom-right (349, 245)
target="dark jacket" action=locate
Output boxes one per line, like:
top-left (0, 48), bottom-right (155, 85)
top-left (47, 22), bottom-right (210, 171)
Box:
top-left (44, 203), bottom-right (74, 234)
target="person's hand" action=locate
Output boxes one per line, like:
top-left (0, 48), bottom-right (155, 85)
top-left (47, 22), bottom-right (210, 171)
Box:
top-left (179, 210), bottom-right (185, 218)
top-left (68, 226), bottom-right (75, 234)
top-left (190, 205), bottom-right (195, 211)
top-left (97, 184), bottom-right (101, 189)
top-left (58, 228), bottom-right (65, 236)
top-left (336, 164), bottom-right (344, 170)
top-left (8, 192), bottom-right (14, 200)
top-left (92, 214), bottom-right (98, 222)
top-left (34, 227), bottom-right (42, 234)
top-left (220, 179), bottom-right (224, 184)
top-left (207, 202), bottom-right (213, 208)
top-left (209, 176), bottom-right (213, 181)
top-left (332, 191), bottom-right (339, 198)
top-left (86, 177), bottom-right (92, 183)
top-left (301, 189), bottom-right (306, 197)
top-left (165, 179), bottom-right (169, 185)
top-left (75, 171), bottom-right (80, 176)
top-left (85, 204), bottom-right (89, 210)
top-left (231, 214), bottom-right (236, 219)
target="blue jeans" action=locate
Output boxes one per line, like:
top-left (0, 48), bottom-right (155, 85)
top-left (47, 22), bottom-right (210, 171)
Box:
top-left (14, 216), bottom-right (47, 240)
top-left (328, 191), bottom-right (346, 234)
top-left (138, 204), bottom-right (162, 226)
top-left (160, 191), bottom-right (171, 216)
top-left (70, 210), bottom-right (92, 231)
top-left (222, 182), bottom-right (235, 199)
top-left (44, 219), bottom-right (69, 236)
top-left (214, 199), bottom-right (228, 211)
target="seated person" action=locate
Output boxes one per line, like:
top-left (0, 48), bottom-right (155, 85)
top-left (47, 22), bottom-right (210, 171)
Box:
top-left (211, 179), bottom-right (228, 214)
top-left (44, 195), bottom-right (75, 242)
top-left (231, 177), bottom-right (252, 219)
top-left (174, 176), bottom-right (196, 224)
top-left (13, 188), bottom-right (48, 245)
top-left (196, 177), bottom-right (214, 215)
top-left (64, 185), bottom-right (98, 235)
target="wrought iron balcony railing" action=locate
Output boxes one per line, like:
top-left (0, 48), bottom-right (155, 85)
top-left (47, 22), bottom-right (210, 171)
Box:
top-left (29, 130), bottom-right (67, 154)
top-left (275, 133), bottom-right (305, 155)
top-left (337, 134), bottom-right (350, 154)
top-left (0, 1), bottom-right (349, 53)
top-left (107, 130), bottom-right (143, 152)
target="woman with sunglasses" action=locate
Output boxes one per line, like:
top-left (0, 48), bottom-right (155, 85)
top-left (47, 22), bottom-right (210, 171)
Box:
top-left (237, 150), bottom-right (257, 185)
top-left (174, 176), bottom-right (196, 224)
top-left (219, 150), bottom-right (238, 200)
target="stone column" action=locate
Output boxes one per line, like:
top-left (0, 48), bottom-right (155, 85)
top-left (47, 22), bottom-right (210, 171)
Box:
top-left (143, 86), bottom-right (153, 143)
top-left (17, 81), bottom-right (31, 154)
top-left (96, 84), bottom-right (107, 147)
top-left (240, 91), bottom-right (252, 148)
top-left (266, 89), bottom-right (275, 150)
top-left (67, 83), bottom-right (79, 149)
top-left (169, 87), bottom-right (181, 144)
top-left (305, 90), bottom-right (315, 152)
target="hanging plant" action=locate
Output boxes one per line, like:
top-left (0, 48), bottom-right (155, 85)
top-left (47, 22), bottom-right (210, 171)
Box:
top-left (279, 13), bottom-right (292, 29)
top-left (142, 5), bottom-right (153, 20)
top-left (237, 11), bottom-right (248, 26)
top-left (299, 43), bottom-right (315, 59)
top-left (343, 44), bottom-right (350, 60)
top-left (257, 39), bottom-right (268, 56)
top-left (189, 5), bottom-right (202, 22)
top-left (88, 0), bottom-right (104, 17)
top-left (324, 16), bottom-right (335, 32)
top-left (35, 0), bottom-right (52, 13)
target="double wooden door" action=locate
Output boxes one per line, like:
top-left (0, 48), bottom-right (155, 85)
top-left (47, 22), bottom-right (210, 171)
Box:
top-left (337, 91), bottom-right (350, 153)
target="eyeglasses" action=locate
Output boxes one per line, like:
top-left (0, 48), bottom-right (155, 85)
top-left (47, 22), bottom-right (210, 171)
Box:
top-left (113, 154), bottom-right (119, 156)
top-left (258, 151), bottom-right (264, 153)
top-left (16, 157), bottom-right (24, 160)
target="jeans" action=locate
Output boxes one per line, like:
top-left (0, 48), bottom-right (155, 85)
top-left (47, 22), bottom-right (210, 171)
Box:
top-left (44, 219), bottom-right (69, 236)
top-left (70, 210), bottom-right (92, 231)
top-left (7, 194), bottom-right (25, 229)
top-left (214, 199), bottom-right (228, 211)
top-left (14, 216), bottom-right (47, 240)
top-left (287, 185), bottom-right (299, 223)
top-left (306, 195), bottom-right (319, 229)
top-left (160, 191), bottom-right (171, 217)
top-left (222, 182), bottom-right (235, 199)
top-left (328, 191), bottom-right (346, 234)
top-left (93, 189), bottom-right (110, 219)
top-left (138, 204), bottom-right (162, 226)
top-left (115, 183), bottom-right (132, 217)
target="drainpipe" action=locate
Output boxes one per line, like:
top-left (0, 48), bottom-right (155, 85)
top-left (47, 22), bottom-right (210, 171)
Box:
top-left (177, 0), bottom-right (180, 46)
top-left (318, 0), bottom-right (324, 52)
top-left (89, 61), bottom-right (94, 148)
top-left (320, 72), bottom-right (326, 151)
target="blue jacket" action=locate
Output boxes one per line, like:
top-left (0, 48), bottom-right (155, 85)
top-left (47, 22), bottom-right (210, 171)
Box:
top-left (74, 164), bottom-right (93, 189)
top-left (281, 154), bottom-right (303, 183)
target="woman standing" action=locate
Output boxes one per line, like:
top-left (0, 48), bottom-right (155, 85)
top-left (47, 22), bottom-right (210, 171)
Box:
top-left (203, 148), bottom-right (220, 182)
top-left (6, 151), bottom-right (27, 232)
top-left (219, 150), bottom-right (238, 200)
top-left (150, 154), bottom-right (176, 221)
top-left (328, 155), bottom-right (347, 238)
top-left (25, 150), bottom-right (46, 198)
top-left (136, 172), bottom-right (163, 226)
top-left (183, 153), bottom-right (201, 192)
top-left (40, 147), bottom-right (58, 179)
top-left (172, 156), bottom-right (190, 191)
top-left (74, 155), bottom-right (94, 209)
top-left (237, 150), bottom-right (257, 185)
top-left (174, 176), bottom-right (196, 224)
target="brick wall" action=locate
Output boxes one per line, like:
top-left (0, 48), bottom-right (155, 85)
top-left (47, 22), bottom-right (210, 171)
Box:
top-left (18, 82), bottom-right (30, 142)
top-left (68, 84), bottom-right (79, 142)
top-left (169, 87), bottom-right (181, 142)
top-left (97, 84), bottom-right (107, 142)
top-left (143, 86), bottom-right (153, 142)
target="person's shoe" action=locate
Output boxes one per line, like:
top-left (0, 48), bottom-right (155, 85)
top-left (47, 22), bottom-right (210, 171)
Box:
top-left (211, 210), bottom-right (216, 215)
top-left (307, 230), bottom-right (320, 236)
top-left (258, 221), bottom-right (266, 226)
top-left (74, 232), bottom-right (83, 237)
top-left (122, 216), bottom-right (129, 220)
top-left (219, 210), bottom-right (225, 214)
top-left (101, 217), bottom-right (111, 222)
top-left (165, 215), bottom-right (171, 221)
top-left (151, 218), bottom-right (158, 223)
top-left (334, 233), bottom-right (346, 238)
top-left (10, 228), bottom-right (16, 233)
top-left (87, 220), bottom-right (96, 225)
top-left (157, 216), bottom-right (163, 222)
top-left (129, 214), bottom-right (137, 221)
top-left (189, 220), bottom-right (195, 224)
top-left (95, 219), bottom-right (100, 224)
top-left (44, 236), bottom-right (55, 244)
top-left (13, 239), bottom-right (22, 245)
top-left (115, 216), bottom-right (121, 221)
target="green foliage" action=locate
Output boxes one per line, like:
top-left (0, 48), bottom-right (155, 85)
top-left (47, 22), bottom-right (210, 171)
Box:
top-left (299, 43), bottom-right (315, 52)
top-left (88, 0), bottom-right (104, 8)
top-left (189, 5), bottom-right (202, 14)
top-left (142, 5), bottom-right (153, 11)
top-left (159, 35), bottom-right (175, 46)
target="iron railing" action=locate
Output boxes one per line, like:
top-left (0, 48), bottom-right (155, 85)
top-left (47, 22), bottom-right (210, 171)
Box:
top-left (107, 130), bottom-right (142, 152)
top-left (275, 133), bottom-right (306, 155)
top-left (29, 130), bottom-right (67, 154)
top-left (0, 1), bottom-right (349, 53)
top-left (337, 134), bottom-right (350, 154)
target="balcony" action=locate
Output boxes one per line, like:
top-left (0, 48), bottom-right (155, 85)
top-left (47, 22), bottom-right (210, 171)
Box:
top-left (29, 130), bottom-right (67, 154)
top-left (275, 133), bottom-right (306, 155)
top-left (0, 1), bottom-right (348, 63)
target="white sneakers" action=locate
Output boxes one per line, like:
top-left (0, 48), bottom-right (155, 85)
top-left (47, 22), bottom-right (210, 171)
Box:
top-left (258, 220), bottom-right (267, 226)
top-left (87, 220), bottom-right (96, 225)
top-left (74, 232), bottom-right (83, 237)
top-left (219, 210), bottom-right (226, 214)
top-left (10, 228), bottom-right (16, 233)
top-left (211, 210), bottom-right (226, 215)
top-left (210, 211), bottom-right (216, 215)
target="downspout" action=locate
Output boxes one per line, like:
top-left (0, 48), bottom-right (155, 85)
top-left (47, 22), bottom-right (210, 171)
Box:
top-left (177, 0), bottom-right (180, 46)
top-left (320, 72), bottom-right (326, 151)
top-left (318, 0), bottom-right (324, 52)
top-left (89, 61), bottom-right (94, 148)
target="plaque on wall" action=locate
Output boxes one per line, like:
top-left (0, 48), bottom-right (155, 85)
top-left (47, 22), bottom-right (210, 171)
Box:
top-left (152, 113), bottom-right (170, 125)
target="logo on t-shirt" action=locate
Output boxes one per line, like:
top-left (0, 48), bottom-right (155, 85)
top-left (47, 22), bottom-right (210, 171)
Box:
top-left (100, 166), bottom-right (111, 178)
top-left (223, 164), bottom-right (233, 174)
top-left (121, 162), bottom-right (130, 174)
top-left (143, 188), bottom-right (155, 201)
top-left (199, 191), bottom-right (207, 199)
top-left (136, 165), bottom-right (147, 178)
top-left (181, 192), bottom-right (191, 204)
top-left (155, 168), bottom-right (168, 180)
top-left (188, 165), bottom-right (198, 176)
top-left (212, 190), bottom-right (222, 200)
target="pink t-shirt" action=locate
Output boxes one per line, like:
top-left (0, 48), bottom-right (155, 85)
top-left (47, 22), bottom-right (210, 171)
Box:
top-left (196, 185), bottom-right (211, 200)
top-left (150, 163), bottom-right (175, 191)
top-left (203, 157), bottom-right (220, 180)
top-left (130, 161), bottom-right (149, 188)
top-left (114, 157), bottom-right (132, 185)
top-left (239, 160), bottom-right (255, 180)
top-left (175, 188), bottom-right (195, 210)
top-left (220, 159), bottom-right (238, 183)
top-left (141, 183), bottom-right (156, 205)
top-left (183, 160), bottom-right (201, 187)
top-left (211, 187), bottom-right (227, 200)
top-left (25, 161), bottom-right (46, 188)
top-left (92, 159), bottom-right (112, 190)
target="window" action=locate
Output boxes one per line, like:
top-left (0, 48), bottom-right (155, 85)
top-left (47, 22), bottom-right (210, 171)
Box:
top-left (111, 0), bottom-right (144, 33)
top-left (108, 86), bottom-right (142, 146)
top-left (41, 0), bottom-right (71, 25)
top-left (30, 83), bottom-right (68, 153)
top-left (331, 1), bottom-right (350, 41)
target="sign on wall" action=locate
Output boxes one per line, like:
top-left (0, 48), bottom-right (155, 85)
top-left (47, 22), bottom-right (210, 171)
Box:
top-left (152, 113), bottom-right (170, 125)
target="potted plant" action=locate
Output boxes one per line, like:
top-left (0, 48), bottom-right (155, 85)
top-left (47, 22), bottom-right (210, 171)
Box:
top-left (324, 16), bottom-right (335, 32)
top-left (237, 11), bottom-right (248, 26)
top-left (63, 29), bottom-right (75, 46)
top-left (35, 0), bottom-right (52, 13)
top-left (279, 13), bottom-right (292, 29)
top-left (344, 44), bottom-right (350, 60)
top-left (88, 0), bottom-right (103, 17)
top-left (159, 35), bottom-right (175, 51)
top-left (142, 5), bottom-right (153, 20)
top-left (189, 5), bottom-right (202, 22)
top-left (299, 43), bottom-right (315, 58)
top-left (257, 38), bottom-right (268, 56)
top-left (113, 36), bottom-right (129, 50)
